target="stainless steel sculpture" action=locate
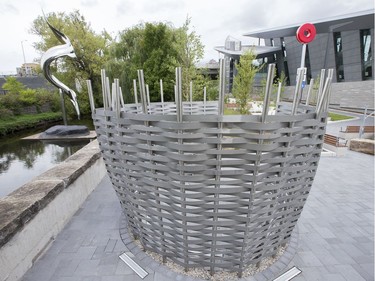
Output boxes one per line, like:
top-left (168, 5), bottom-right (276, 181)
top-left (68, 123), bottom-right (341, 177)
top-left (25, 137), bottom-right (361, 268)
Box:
top-left (40, 21), bottom-right (80, 118)
top-left (87, 60), bottom-right (333, 276)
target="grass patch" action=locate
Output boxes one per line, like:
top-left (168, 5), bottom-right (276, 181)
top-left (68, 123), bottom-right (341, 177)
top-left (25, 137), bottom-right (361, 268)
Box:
top-left (0, 112), bottom-right (62, 136)
top-left (328, 112), bottom-right (353, 121)
top-left (224, 108), bottom-right (241, 115)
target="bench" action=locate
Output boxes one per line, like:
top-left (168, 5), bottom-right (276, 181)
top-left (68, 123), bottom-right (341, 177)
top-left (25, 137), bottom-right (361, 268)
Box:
top-left (340, 125), bottom-right (374, 133)
top-left (324, 134), bottom-right (348, 147)
top-left (323, 134), bottom-right (348, 156)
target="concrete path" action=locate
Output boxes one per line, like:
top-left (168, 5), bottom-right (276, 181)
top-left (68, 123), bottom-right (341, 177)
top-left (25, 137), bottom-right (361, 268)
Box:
top-left (21, 149), bottom-right (374, 281)
top-left (326, 109), bottom-right (374, 136)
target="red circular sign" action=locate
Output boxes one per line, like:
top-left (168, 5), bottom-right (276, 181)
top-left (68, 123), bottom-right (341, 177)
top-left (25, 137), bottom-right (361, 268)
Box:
top-left (296, 23), bottom-right (316, 43)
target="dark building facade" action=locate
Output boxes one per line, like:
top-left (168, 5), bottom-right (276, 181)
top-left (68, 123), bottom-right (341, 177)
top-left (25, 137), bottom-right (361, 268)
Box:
top-left (217, 9), bottom-right (374, 91)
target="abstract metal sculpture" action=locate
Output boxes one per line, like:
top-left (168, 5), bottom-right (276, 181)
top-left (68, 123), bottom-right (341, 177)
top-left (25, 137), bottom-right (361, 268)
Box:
top-left (87, 62), bottom-right (333, 277)
top-left (85, 23), bottom-right (332, 277)
top-left (40, 20), bottom-right (80, 118)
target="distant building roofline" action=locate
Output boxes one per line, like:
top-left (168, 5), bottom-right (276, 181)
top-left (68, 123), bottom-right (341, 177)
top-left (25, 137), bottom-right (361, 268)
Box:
top-left (214, 45), bottom-right (281, 57)
top-left (244, 9), bottom-right (374, 39)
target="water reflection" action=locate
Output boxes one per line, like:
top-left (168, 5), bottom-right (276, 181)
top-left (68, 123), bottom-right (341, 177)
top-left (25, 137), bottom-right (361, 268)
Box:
top-left (0, 138), bottom-right (89, 197)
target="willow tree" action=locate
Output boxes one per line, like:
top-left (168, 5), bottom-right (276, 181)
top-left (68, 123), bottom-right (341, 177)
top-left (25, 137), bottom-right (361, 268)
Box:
top-left (232, 49), bottom-right (258, 114)
top-left (30, 10), bottom-right (111, 115)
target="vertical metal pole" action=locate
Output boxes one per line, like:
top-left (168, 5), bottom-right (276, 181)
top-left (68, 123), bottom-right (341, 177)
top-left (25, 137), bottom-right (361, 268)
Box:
top-left (189, 81), bottom-right (193, 114)
top-left (276, 82), bottom-right (282, 108)
top-left (59, 89), bottom-right (68, 126)
top-left (316, 77), bottom-right (332, 116)
top-left (262, 64), bottom-right (275, 122)
top-left (359, 106), bottom-right (368, 139)
top-left (111, 82), bottom-right (116, 109)
top-left (137, 70), bottom-right (147, 114)
top-left (86, 80), bottom-right (95, 113)
top-left (106, 77), bottom-right (111, 109)
top-left (317, 69), bottom-right (326, 105)
top-left (114, 79), bottom-right (121, 119)
top-left (292, 68), bottom-right (305, 115)
top-left (175, 67), bottom-right (183, 122)
top-left (218, 59), bottom-right (226, 115)
top-left (305, 78), bottom-right (314, 106)
top-left (133, 79), bottom-right (138, 105)
top-left (203, 87), bottom-right (207, 114)
top-left (160, 79), bottom-right (164, 115)
top-left (119, 87), bottom-right (125, 109)
top-left (300, 44), bottom-right (306, 69)
top-left (324, 69), bottom-right (334, 111)
top-left (101, 69), bottom-right (108, 110)
top-left (146, 84), bottom-right (150, 106)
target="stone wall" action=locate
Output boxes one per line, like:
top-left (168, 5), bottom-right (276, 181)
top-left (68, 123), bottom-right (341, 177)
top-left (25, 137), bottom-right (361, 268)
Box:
top-left (281, 80), bottom-right (374, 110)
top-left (350, 139), bottom-right (375, 155)
top-left (0, 140), bottom-right (106, 281)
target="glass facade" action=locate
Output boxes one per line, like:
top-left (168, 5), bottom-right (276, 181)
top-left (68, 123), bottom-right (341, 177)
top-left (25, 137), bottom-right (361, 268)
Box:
top-left (360, 29), bottom-right (372, 80)
top-left (333, 32), bottom-right (345, 82)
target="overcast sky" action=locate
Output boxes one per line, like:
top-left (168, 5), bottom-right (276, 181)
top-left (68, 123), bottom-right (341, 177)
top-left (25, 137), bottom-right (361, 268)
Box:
top-left (0, 0), bottom-right (373, 74)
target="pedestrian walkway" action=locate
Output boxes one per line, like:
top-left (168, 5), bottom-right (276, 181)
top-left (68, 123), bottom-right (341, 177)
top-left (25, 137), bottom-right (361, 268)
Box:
top-left (21, 149), bottom-right (374, 281)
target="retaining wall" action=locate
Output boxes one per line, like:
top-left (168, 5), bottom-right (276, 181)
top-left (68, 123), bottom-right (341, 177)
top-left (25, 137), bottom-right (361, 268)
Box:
top-left (0, 140), bottom-right (105, 281)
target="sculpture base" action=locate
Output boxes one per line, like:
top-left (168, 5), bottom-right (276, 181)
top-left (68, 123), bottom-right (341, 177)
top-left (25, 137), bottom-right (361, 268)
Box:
top-left (40, 125), bottom-right (89, 138)
top-left (119, 213), bottom-right (299, 280)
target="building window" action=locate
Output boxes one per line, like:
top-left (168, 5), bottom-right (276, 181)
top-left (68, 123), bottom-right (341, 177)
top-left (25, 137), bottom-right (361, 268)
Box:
top-left (333, 32), bottom-right (345, 82)
top-left (360, 29), bottom-right (372, 80)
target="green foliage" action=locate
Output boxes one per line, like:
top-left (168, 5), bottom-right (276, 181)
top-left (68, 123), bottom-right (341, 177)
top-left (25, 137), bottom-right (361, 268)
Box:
top-left (19, 89), bottom-right (37, 105)
top-left (0, 112), bottom-right (62, 136)
top-left (35, 89), bottom-right (61, 111)
top-left (175, 17), bottom-right (205, 100)
top-left (0, 93), bottom-right (22, 115)
top-left (309, 73), bottom-right (321, 105)
top-left (106, 18), bottom-right (205, 103)
top-left (0, 108), bottom-right (14, 120)
top-left (328, 112), bottom-right (353, 121)
top-left (232, 49), bottom-right (258, 114)
top-left (2, 77), bottom-right (25, 94)
top-left (30, 10), bottom-right (111, 116)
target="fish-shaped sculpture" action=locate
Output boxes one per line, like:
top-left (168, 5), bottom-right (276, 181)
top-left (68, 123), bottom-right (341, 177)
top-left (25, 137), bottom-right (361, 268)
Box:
top-left (40, 20), bottom-right (80, 118)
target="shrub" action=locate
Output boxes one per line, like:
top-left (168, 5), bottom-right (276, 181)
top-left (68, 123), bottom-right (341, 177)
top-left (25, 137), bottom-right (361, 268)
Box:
top-left (0, 93), bottom-right (21, 115)
top-left (20, 89), bottom-right (37, 106)
top-left (0, 107), bottom-right (14, 120)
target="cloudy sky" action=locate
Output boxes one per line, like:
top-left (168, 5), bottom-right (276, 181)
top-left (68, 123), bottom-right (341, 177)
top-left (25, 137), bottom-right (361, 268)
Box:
top-left (0, 0), bottom-right (373, 74)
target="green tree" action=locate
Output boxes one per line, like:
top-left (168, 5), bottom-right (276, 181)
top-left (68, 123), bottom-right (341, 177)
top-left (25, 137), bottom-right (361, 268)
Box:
top-left (106, 19), bottom-right (206, 103)
top-left (174, 17), bottom-right (205, 100)
top-left (232, 49), bottom-right (258, 114)
top-left (106, 22), bottom-right (178, 103)
top-left (30, 10), bottom-right (111, 116)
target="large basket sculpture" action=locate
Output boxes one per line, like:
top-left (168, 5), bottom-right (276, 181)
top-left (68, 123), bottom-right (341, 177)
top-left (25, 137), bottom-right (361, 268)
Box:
top-left (89, 64), bottom-right (333, 276)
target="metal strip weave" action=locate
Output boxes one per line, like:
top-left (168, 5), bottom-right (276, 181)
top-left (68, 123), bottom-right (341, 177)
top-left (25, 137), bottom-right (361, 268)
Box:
top-left (93, 101), bottom-right (327, 275)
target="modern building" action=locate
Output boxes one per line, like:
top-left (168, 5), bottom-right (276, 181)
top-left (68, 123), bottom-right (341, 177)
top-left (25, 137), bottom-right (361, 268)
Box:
top-left (16, 62), bottom-right (40, 77)
top-left (216, 9), bottom-right (374, 92)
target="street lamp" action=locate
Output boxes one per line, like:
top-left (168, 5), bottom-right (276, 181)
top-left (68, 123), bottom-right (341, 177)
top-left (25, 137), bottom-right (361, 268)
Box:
top-left (21, 40), bottom-right (27, 76)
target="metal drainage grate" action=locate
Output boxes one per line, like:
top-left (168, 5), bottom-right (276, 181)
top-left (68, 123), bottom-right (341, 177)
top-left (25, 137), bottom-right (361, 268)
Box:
top-left (273, 266), bottom-right (302, 281)
top-left (119, 252), bottom-right (148, 279)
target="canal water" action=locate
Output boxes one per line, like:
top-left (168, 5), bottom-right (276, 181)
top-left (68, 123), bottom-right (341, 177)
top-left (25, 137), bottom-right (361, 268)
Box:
top-left (0, 119), bottom-right (94, 197)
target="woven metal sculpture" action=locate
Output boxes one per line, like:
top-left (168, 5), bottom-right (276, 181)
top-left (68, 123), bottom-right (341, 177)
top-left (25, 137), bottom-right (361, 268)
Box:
top-left (88, 62), bottom-right (333, 276)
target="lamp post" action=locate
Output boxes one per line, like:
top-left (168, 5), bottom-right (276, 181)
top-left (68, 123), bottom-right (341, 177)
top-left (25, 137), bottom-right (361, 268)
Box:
top-left (21, 40), bottom-right (27, 76)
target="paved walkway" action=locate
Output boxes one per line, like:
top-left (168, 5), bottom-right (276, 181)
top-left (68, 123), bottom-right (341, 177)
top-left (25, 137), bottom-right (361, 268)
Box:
top-left (22, 149), bottom-right (374, 281)
top-left (326, 109), bottom-right (374, 136)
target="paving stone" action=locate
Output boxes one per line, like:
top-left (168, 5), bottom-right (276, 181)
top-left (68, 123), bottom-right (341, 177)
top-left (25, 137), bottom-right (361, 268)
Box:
top-left (21, 148), bottom-right (374, 281)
